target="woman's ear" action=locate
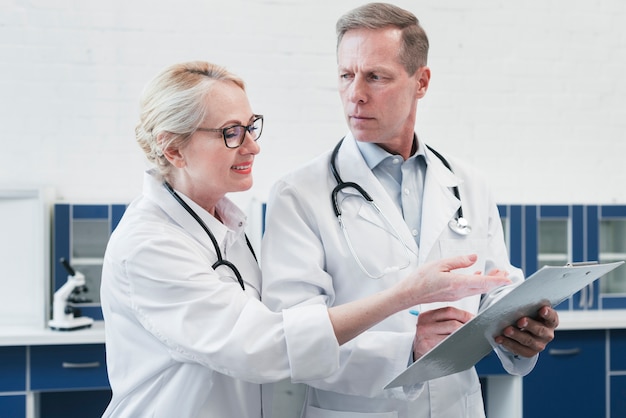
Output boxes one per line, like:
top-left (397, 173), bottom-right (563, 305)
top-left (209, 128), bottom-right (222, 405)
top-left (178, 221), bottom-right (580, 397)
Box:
top-left (159, 133), bottom-right (186, 168)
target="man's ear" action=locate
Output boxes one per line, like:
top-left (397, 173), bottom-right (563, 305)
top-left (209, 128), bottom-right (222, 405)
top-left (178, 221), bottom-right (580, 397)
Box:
top-left (415, 66), bottom-right (431, 99)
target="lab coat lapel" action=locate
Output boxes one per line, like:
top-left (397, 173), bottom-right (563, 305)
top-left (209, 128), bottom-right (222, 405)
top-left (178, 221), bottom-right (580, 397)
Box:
top-left (143, 169), bottom-right (225, 251)
top-left (418, 147), bottom-right (462, 264)
top-left (337, 136), bottom-right (419, 256)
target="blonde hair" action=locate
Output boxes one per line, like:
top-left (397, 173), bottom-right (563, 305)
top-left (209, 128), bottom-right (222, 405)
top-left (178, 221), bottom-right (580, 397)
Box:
top-left (336, 2), bottom-right (429, 75)
top-left (135, 61), bottom-right (245, 179)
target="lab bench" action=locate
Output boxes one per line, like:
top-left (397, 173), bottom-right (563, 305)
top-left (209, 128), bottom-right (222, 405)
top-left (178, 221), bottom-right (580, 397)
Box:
top-left (2, 314), bottom-right (626, 418)
top-left (0, 322), bottom-right (109, 418)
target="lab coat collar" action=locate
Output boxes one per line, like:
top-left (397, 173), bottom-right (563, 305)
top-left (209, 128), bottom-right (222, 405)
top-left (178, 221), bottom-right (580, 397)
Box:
top-left (336, 134), bottom-right (419, 256)
top-left (142, 169), bottom-right (247, 252)
top-left (337, 135), bottom-right (463, 264)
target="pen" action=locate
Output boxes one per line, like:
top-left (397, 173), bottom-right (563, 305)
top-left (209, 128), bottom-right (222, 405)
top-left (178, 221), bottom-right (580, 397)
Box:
top-left (409, 309), bottom-right (419, 316)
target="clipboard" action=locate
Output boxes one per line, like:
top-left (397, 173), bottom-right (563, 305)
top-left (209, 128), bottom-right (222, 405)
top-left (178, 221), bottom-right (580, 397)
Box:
top-left (384, 261), bottom-right (624, 389)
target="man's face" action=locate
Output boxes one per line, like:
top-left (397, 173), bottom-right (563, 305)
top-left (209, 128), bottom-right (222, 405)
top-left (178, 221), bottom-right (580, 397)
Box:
top-left (337, 27), bottom-right (429, 156)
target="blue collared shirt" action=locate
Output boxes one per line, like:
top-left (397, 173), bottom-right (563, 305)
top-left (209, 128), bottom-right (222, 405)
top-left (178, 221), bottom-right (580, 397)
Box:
top-left (355, 138), bottom-right (427, 246)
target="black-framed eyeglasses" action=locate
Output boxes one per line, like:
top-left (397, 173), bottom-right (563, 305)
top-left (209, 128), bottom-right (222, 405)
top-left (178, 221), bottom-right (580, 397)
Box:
top-left (195, 114), bottom-right (263, 149)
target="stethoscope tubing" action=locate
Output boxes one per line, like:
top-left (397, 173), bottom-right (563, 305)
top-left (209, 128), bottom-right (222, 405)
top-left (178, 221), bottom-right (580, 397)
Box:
top-left (330, 138), bottom-right (470, 235)
top-left (163, 181), bottom-right (246, 290)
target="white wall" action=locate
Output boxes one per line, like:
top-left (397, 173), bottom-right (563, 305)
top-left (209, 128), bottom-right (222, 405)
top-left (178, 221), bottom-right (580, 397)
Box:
top-left (1, 0), bottom-right (625, 211)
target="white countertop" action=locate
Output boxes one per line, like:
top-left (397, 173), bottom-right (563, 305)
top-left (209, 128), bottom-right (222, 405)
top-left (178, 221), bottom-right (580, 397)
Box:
top-left (0, 320), bottom-right (105, 346)
top-left (556, 309), bottom-right (626, 330)
top-left (0, 310), bottom-right (625, 346)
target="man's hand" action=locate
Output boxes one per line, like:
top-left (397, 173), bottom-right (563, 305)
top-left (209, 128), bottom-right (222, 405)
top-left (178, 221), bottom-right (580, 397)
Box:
top-left (413, 306), bottom-right (474, 360)
top-left (494, 306), bottom-right (560, 358)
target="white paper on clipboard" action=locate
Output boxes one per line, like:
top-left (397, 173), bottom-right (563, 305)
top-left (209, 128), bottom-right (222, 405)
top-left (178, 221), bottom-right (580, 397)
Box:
top-left (384, 261), bottom-right (624, 389)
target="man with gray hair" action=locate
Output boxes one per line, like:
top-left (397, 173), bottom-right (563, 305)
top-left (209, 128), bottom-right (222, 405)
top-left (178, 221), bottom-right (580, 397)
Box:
top-left (262, 3), bottom-right (559, 417)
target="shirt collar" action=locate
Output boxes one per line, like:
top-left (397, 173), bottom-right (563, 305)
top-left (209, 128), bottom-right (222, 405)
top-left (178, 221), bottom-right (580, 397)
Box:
top-left (354, 134), bottom-right (427, 169)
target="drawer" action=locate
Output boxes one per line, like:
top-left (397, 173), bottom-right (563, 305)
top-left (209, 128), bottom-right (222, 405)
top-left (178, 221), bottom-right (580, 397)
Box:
top-left (30, 344), bottom-right (109, 391)
top-left (0, 346), bottom-right (26, 392)
top-left (0, 395), bottom-right (26, 418)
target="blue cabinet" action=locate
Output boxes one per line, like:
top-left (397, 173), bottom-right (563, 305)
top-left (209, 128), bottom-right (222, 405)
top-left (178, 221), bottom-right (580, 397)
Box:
top-left (480, 205), bottom-right (626, 417)
top-left (0, 343), bottom-right (110, 418)
top-left (0, 346), bottom-right (26, 417)
top-left (30, 344), bottom-right (109, 391)
top-left (0, 396), bottom-right (26, 418)
top-left (53, 203), bottom-right (126, 320)
top-left (0, 346), bottom-right (26, 392)
top-left (498, 204), bottom-right (626, 311)
top-left (522, 330), bottom-right (606, 418)
top-left (611, 376), bottom-right (626, 418)
top-left (610, 329), bottom-right (626, 417)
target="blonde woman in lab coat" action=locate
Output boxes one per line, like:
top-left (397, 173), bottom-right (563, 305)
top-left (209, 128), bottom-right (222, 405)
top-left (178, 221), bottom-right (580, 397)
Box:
top-left (99, 61), bottom-right (511, 418)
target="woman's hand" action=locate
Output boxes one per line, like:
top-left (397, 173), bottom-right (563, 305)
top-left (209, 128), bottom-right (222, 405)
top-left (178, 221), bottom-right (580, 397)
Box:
top-left (398, 254), bottom-right (511, 307)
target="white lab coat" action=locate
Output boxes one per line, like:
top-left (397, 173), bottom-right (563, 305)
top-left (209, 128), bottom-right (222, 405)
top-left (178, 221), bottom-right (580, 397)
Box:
top-left (100, 169), bottom-right (341, 418)
top-left (261, 134), bottom-right (536, 418)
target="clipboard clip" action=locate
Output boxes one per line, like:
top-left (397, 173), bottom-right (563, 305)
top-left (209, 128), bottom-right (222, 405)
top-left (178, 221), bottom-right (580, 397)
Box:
top-left (566, 261), bottom-right (599, 309)
top-left (566, 261), bottom-right (599, 267)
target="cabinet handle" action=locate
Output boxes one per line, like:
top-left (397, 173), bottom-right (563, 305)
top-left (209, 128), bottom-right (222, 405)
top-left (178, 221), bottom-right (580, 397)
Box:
top-left (587, 283), bottom-right (594, 308)
top-left (578, 286), bottom-right (587, 309)
top-left (62, 361), bottom-right (101, 369)
top-left (548, 348), bottom-right (581, 356)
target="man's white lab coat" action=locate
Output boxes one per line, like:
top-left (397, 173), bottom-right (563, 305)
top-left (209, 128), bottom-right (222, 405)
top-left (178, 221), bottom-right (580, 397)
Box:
top-left (261, 134), bottom-right (536, 418)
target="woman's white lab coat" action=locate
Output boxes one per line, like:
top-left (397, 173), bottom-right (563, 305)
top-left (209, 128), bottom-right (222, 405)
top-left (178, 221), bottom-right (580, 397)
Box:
top-left (261, 134), bottom-right (536, 418)
top-left (100, 169), bottom-right (340, 418)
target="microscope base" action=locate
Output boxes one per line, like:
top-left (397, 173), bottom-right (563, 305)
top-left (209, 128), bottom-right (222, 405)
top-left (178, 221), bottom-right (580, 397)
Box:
top-left (49, 316), bottom-right (94, 331)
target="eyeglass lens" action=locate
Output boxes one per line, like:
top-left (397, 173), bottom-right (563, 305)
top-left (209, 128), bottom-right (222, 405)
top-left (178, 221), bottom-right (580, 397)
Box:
top-left (224, 116), bottom-right (263, 148)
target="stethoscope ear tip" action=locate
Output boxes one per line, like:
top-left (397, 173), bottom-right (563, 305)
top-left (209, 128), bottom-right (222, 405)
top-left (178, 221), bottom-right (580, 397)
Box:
top-left (448, 218), bottom-right (472, 236)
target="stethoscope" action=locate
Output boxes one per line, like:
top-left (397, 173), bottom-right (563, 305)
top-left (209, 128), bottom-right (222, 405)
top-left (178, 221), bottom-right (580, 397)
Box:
top-left (163, 181), bottom-right (256, 291)
top-left (330, 138), bottom-right (472, 237)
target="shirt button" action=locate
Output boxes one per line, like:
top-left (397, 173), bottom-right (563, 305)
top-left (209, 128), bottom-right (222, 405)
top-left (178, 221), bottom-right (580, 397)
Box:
top-left (393, 158), bottom-right (401, 164)
top-left (404, 188), bottom-right (410, 195)
top-left (412, 229), bottom-right (418, 236)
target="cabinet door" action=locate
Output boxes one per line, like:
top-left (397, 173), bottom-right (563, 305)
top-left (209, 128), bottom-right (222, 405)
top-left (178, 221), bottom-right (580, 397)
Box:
top-left (597, 206), bottom-right (626, 308)
top-left (30, 344), bottom-right (109, 391)
top-left (0, 346), bottom-right (26, 392)
top-left (0, 395), bottom-right (26, 418)
top-left (610, 329), bottom-right (626, 417)
top-left (611, 376), bottom-right (626, 418)
top-left (53, 203), bottom-right (126, 320)
top-left (523, 330), bottom-right (605, 418)
top-left (38, 389), bottom-right (112, 418)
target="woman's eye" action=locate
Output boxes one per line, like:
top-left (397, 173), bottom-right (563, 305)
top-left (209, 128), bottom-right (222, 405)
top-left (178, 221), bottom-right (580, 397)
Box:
top-left (224, 127), bottom-right (242, 139)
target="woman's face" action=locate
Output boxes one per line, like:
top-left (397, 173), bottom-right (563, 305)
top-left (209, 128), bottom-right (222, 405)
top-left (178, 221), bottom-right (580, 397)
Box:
top-left (173, 80), bottom-right (260, 211)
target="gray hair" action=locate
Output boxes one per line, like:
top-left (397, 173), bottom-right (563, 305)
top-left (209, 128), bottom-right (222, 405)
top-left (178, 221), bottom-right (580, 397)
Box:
top-left (135, 61), bottom-right (245, 179)
top-left (336, 2), bottom-right (429, 75)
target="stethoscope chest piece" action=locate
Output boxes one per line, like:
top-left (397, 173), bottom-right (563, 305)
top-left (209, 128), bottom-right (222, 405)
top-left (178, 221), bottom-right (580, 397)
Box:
top-left (448, 217), bottom-right (472, 236)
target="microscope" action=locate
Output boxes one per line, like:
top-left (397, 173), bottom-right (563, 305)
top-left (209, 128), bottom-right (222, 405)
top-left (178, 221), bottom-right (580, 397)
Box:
top-left (48, 258), bottom-right (94, 331)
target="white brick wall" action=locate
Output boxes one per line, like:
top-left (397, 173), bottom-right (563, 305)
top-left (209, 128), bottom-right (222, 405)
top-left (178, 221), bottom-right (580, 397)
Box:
top-left (1, 0), bottom-right (625, 208)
